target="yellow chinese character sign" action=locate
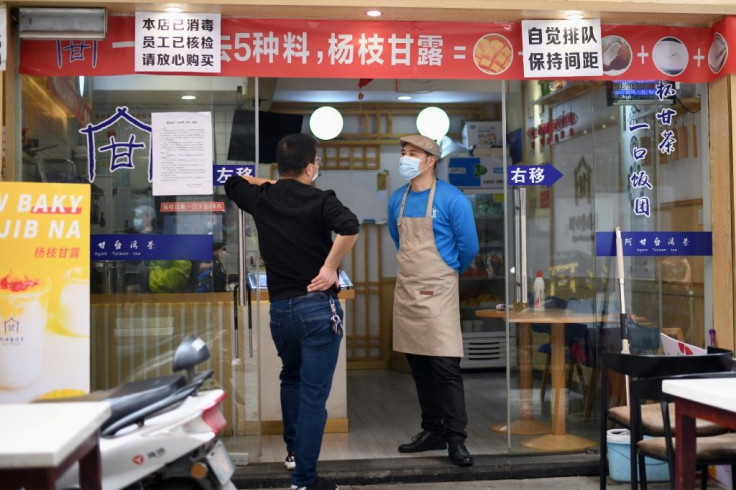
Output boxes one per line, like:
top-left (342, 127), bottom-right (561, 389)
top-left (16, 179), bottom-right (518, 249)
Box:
top-left (0, 182), bottom-right (90, 403)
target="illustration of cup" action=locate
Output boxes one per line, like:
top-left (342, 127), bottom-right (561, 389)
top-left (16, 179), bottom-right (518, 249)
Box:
top-left (56, 266), bottom-right (90, 337)
top-left (0, 275), bottom-right (51, 389)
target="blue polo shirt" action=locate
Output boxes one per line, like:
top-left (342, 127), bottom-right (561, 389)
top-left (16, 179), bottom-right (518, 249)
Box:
top-left (388, 179), bottom-right (479, 274)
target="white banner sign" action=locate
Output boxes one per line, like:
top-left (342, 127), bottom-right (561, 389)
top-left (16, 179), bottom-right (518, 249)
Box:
top-left (135, 12), bottom-right (221, 73)
top-left (522, 19), bottom-right (602, 78)
top-left (152, 112), bottom-right (214, 196)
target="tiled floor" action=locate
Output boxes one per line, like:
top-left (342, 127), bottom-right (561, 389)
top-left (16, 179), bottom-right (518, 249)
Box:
top-left (226, 368), bottom-right (732, 489)
top-left (226, 367), bottom-right (600, 463)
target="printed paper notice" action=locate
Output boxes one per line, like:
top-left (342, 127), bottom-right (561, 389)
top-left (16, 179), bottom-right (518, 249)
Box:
top-left (135, 12), bottom-right (221, 73)
top-left (152, 112), bottom-right (213, 196)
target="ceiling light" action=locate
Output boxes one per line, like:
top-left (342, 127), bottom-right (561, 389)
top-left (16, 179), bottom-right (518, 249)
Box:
top-left (310, 106), bottom-right (343, 141)
top-left (181, 95), bottom-right (196, 100)
top-left (565, 12), bottom-right (584, 20)
top-left (397, 95), bottom-right (412, 101)
top-left (416, 107), bottom-right (450, 141)
top-left (366, 10), bottom-right (382, 17)
top-left (165, 7), bottom-right (183, 13)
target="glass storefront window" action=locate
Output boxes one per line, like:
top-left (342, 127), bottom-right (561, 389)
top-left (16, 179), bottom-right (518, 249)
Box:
top-left (19, 74), bottom-right (258, 446)
top-left (503, 79), bottom-right (710, 453)
top-left (18, 72), bottom-right (712, 460)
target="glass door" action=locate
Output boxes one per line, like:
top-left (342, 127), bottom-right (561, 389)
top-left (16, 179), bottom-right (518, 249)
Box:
top-left (502, 79), bottom-right (711, 455)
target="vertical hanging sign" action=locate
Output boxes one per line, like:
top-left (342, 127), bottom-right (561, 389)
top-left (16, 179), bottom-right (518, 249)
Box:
top-left (135, 11), bottom-right (221, 73)
top-left (522, 19), bottom-right (602, 78)
top-left (0, 182), bottom-right (91, 403)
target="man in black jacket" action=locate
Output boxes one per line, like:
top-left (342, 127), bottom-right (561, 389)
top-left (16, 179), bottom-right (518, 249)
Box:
top-left (225, 133), bottom-right (359, 490)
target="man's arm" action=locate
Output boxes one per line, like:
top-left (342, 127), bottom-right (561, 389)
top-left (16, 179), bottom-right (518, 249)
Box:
top-left (452, 195), bottom-right (480, 274)
top-left (307, 233), bottom-right (359, 292)
top-left (242, 175), bottom-right (276, 185)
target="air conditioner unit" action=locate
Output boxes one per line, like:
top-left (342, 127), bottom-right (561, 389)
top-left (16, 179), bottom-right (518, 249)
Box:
top-left (18, 8), bottom-right (107, 40)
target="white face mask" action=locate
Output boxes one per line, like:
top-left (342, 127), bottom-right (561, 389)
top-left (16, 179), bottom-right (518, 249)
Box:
top-left (310, 163), bottom-right (320, 182)
top-left (398, 156), bottom-right (422, 180)
top-left (133, 218), bottom-right (144, 231)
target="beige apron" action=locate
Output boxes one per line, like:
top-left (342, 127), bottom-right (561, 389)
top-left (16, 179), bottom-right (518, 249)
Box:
top-left (392, 179), bottom-right (463, 357)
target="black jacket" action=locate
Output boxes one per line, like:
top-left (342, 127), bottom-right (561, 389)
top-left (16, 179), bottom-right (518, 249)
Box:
top-left (225, 176), bottom-right (359, 301)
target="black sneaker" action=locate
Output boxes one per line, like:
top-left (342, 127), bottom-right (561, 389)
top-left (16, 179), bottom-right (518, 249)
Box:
top-left (284, 451), bottom-right (295, 470)
top-left (290, 477), bottom-right (339, 490)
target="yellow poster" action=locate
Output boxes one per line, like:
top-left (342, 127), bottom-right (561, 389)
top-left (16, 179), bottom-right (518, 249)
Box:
top-left (0, 182), bottom-right (90, 403)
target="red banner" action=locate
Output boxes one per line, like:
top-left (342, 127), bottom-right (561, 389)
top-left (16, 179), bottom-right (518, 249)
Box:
top-left (19, 15), bottom-right (736, 82)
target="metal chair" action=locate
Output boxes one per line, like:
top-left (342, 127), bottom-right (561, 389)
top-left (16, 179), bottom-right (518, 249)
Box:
top-left (633, 371), bottom-right (736, 489)
top-left (599, 349), bottom-right (735, 490)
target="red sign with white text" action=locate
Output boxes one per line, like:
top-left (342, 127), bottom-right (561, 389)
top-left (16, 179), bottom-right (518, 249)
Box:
top-left (160, 201), bottom-right (226, 213)
top-left (19, 16), bottom-right (736, 82)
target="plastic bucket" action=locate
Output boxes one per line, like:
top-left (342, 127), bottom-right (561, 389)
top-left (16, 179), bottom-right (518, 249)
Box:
top-left (607, 428), bottom-right (670, 482)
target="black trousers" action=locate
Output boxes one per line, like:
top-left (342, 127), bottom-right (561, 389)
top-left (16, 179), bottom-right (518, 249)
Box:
top-left (405, 353), bottom-right (468, 441)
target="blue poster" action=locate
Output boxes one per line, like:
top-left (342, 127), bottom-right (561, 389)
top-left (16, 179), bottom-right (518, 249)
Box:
top-left (507, 163), bottom-right (563, 187)
top-left (596, 231), bottom-right (712, 256)
top-left (213, 164), bottom-right (255, 186)
top-left (91, 234), bottom-right (213, 261)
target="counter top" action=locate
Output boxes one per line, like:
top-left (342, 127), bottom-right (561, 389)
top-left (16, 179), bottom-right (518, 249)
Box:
top-left (663, 378), bottom-right (736, 413)
top-left (92, 289), bottom-right (355, 304)
top-left (0, 401), bottom-right (111, 468)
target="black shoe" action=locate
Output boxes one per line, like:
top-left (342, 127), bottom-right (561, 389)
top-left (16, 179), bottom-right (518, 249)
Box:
top-left (398, 430), bottom-right (446, 453)
top-left (290, 477), bottom-right (338, 490)
top-left (448, 440), bottom-right (474, 466)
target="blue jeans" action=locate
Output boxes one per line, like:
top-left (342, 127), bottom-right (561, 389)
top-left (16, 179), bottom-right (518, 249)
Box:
top-left (269, 292), bottom-right (343, 486)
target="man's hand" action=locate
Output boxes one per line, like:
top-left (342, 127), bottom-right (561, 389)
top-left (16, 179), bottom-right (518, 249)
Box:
top-left (307, 265), bottom-right (338, 292)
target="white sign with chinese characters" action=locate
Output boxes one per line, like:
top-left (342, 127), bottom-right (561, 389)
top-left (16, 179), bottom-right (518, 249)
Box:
top-left (521, 19), bottom-right (602, 78)
top-left (151, 112), bottom-right (214, 196)
top-left (135, 12), bottom-right (221, 73)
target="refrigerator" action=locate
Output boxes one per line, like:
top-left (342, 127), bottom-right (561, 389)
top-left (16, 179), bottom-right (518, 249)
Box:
top-left (445, 153), bottom-right (516, 369)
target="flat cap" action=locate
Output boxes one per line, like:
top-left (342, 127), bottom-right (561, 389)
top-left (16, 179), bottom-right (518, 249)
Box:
top-left (399, 134), bottom-right (440, 157)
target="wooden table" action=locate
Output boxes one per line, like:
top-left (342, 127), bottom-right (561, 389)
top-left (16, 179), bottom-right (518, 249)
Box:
top-left (0, 401), bottom-right (111, 490)
top-left (662, 378), bottom-right (736, 490)
top-left (476, 308), bottom-right (598, 451)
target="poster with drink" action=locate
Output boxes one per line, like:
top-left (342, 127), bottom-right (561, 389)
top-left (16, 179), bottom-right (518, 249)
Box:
top-left (0, 182), bottom-right (90, 403)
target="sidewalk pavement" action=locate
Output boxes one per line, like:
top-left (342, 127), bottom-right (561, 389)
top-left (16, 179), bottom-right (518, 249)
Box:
top-left (343, 476), bottom-right (686, 489)
top-left (234, 453), bottom-right (728, 489)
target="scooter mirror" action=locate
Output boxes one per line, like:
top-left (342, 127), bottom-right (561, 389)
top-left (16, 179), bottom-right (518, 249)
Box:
top-left (173, 335), bottom-right (211, 380)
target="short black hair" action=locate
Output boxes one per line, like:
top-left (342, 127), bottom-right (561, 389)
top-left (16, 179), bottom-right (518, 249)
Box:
top-left (275, 133), bottom-right (317, 177)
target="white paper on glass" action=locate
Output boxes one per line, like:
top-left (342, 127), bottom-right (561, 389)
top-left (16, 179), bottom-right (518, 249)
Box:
top-left (522, 19), bottom-right (603, 78)
top-left (135, 12), bottom-right (221, 73)
top-left (151, 112), bottom-right (213, 196)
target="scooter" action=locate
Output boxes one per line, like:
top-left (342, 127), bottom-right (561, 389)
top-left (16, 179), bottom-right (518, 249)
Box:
top-left (53, 335), bottom-right (237, 490)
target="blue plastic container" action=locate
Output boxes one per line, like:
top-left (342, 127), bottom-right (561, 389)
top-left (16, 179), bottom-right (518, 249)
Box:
top-left (607, 429), bottom-right (671, 482)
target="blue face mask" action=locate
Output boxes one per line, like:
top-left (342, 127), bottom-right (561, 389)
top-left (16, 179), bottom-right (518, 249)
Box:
top-left (398, 156), bottom-right (422, 180)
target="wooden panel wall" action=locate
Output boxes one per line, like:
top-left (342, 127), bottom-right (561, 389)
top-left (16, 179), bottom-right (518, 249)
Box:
top-left (90, 293), bottom-right (253, 437)
top-left (345, 223), bottom-right (389, 369)
top-left (709, 76), bottom-right (736, 352)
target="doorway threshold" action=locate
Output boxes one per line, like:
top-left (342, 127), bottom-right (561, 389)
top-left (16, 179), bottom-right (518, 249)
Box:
top-left (232, 452), bottom-right (599, 488)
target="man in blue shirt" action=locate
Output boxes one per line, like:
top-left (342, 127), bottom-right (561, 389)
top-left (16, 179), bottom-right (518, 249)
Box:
top-left (388, 134), bottom-right (479, 466)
